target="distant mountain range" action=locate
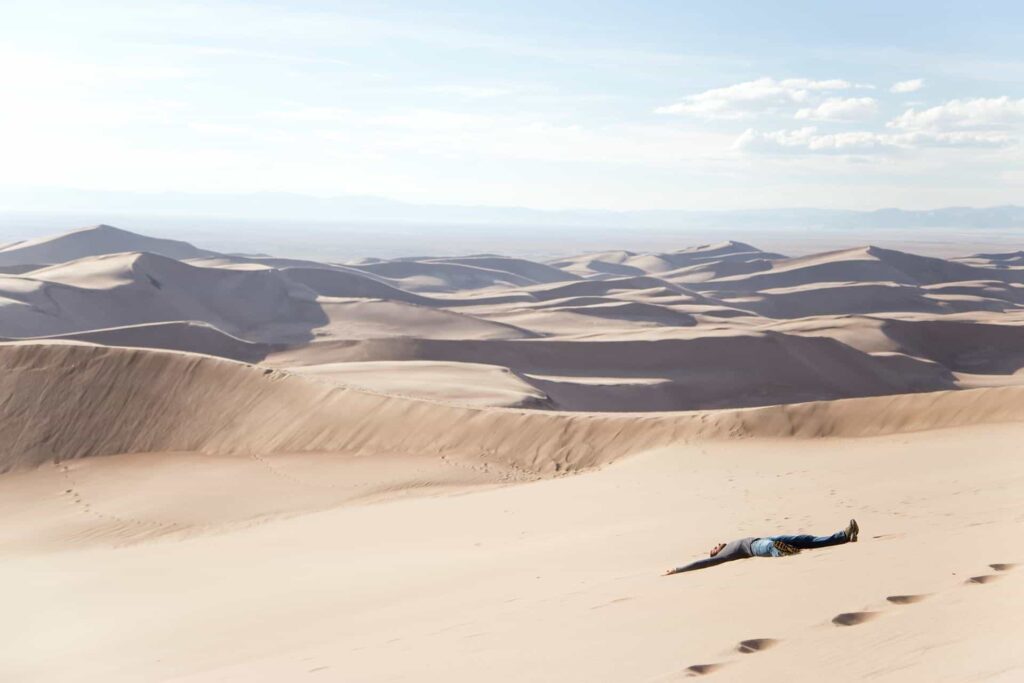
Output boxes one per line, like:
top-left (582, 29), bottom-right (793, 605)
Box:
top-left (3, 188), bottom-right (1024, 230)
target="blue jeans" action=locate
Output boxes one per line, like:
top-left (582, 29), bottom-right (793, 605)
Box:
top-left (751, 530), bottom-right (848, 557)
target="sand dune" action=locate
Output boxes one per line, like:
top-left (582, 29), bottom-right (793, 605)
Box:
top-left (4, 340), bottom-right (1024, 475)
top-left (423, 255), bottom-right (580, 284)
top-left (549, 241), bottom-right (784, 280)
top-left (548, 248), bottom-right (645, 277)
top-left (528, 299), bottom-right (699, 326)
top-left (2, 226), bottom-right (1023, 414)
top-left (316, 298), bottom-right (536, 340)
top-left (730, 281), bottom-right (1012, 318)
top-left (659, 256), bottom-right (777, 284)
top-left (349, 259), bottom-right (542, 292)
top-left (922, 279), bottom-right (1024, 305)
top-left (768, 315), bottom-right (1024, 375)
top-left (954, 249), bottom-right (1024, 268)
top-left (288, 359), bottom-right (551, 407)
top-left (274, 333), bottom-right (954, 410)
top-left (522, 274), bottom-right (705, 302)
top-left (702, 245), bottom-right (1024, 293)
top-left (279, 265), bottom-right (435, 305)
top-left (1, 251), bottom-right (325, 342)
top-left (0, 224), bottom-right (215, 266)
top-left (0, 263), bottom-right (43, 274)
top-left (2, 321), bottom-right (280, 363)
top-left (7, 249), bottom-right (535, 344)
top-left (878, 318), bottom-right (1024, 374)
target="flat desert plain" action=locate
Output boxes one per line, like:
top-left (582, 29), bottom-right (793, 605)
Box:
top-left (0, 225), bottom-right (1022, 681)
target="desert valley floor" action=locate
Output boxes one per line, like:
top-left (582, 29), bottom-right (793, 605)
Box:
top-left (0, 225), bottom-right (1022, 681)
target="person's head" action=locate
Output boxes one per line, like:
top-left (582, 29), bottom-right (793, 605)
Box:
top-left (709, 542), bottom-right (726, 557)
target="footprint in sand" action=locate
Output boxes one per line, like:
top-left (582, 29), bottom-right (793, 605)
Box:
top-left (736, 638), bottom-right (778, 654)
top-left (966, 575), bottom-right (1003, 584)
top-left (989, 563), bottom-right (1017, 572)
top-left (832, 611), bottom-right (879, 626)
top-left (886, 594), bottom-right (930, 605)
top-left (684, 663), bottom-right (724, 677)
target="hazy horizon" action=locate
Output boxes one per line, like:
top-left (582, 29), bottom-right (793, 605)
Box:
top-left (3, 211), bottom-right (1021, 262)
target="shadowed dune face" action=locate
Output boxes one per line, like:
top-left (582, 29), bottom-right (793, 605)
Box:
top-left (278, 265), bottom-right (435, 305)
top-left (1, 322), bottom-right (280, 363)
top-left (1, 251), bottom-right (330, 343)
top-left (346, 259), bottom-right (543, 292)
top-left (0, 224), bottom-right (216, 265)
top-left (278, 334), bottom-right (956, 411)
top-left (2, 225), bottom-right (1024, 412)
top-left (879, 319), bottom-right (1024, 374)
top-left (548, 241), bottom-right (786, 281)
top-left (5, 341), bottom-right (1024, 475)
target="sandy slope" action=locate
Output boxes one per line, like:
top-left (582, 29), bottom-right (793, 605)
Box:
top-left (1, 422), bottom-right (1020, 682)
top-left (549, 241), bottom-right (784, 280)
top-left (1, 322), bottom-right (280, 362)
top-left (287, 360), bottom-right (551, 407)
top-left (0, 224), bottom-right (215, 265)
top-left (8, 341), bottom-right (1024, 475)
top-left (268, 333), bottom-right (959, 410)
top-left (1, 251), bottom-right (326, 342)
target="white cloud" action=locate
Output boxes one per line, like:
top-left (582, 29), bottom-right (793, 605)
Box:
top-left (734, 127), bottom-right (890, 154)
top-left (890, 79), bottom-right (924, 93)
top-left (655, 77), bottom-right (857, 120)
top-left (794, 97), bottom-right (878, 122)
top-left (735, 126), bottom-right (1013, 155)
top-left (888, 97), bottom-right (1024, 131)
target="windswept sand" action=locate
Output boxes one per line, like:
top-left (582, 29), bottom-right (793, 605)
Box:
top-left (2, 422), bottom-right (1021, 682)
top-left (1, 225), bottom-right (1022, 681)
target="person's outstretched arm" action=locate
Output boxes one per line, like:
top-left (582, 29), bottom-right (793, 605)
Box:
top-left (663, 539), bottom-right (752, 575)
top-left (663, 555), bottom-right (729, 575)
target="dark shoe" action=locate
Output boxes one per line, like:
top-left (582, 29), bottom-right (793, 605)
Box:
top-left (846, 518), bottom-right (859, 543)
top-left (772, 540), bottom-right (801, 556)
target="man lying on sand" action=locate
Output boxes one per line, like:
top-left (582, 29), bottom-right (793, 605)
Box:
top-left (664, 519), bottom-right (859, 575)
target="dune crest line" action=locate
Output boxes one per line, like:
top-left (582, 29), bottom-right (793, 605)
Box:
top-left (4, 341), bottom-right (1024, 474)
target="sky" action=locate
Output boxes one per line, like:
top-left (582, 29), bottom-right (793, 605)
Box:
top-left (3, 0), bottom-right (1024, 212)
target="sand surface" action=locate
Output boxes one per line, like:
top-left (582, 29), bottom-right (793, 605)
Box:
top-left (2, 425), bottom-right (1021, 682)
top-left (1, 225), bottom-right (1022, 681)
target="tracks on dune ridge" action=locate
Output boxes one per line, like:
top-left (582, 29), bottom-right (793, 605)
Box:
top-left (44, 448), bottom-right (542, 549)
top-left (55, 461), bottom-right (188, 544)
top-left (667, 562), bottom-right (1019, 679)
